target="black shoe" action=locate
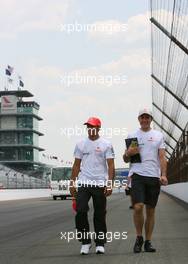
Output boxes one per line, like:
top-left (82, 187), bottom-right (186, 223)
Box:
top-left (129, 205), bottom-right (133, 209)
top-left (133, 236), bottom-right (144, 253)
top-left (144, 240), bottom-right (156, 252)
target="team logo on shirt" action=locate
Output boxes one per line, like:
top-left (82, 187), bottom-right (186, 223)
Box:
top-left (148, 137), bottom-right (156, 142)
top-left (95, 146), bottom-right (102, 152)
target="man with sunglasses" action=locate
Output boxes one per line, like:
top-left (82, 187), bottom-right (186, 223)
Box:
top-left (123, 108), bottom-right (168, 253)
top-left (70, 117), bottom-right (115, 255)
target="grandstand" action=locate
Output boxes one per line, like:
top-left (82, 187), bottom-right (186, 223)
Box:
top-left (0, 164), bottom-right (49, 189)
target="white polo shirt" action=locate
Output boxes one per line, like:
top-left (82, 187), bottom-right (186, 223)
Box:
top-left (74, 137), bottom-right (115, 185)
top-left (128, 129), bottom-right (165, 178)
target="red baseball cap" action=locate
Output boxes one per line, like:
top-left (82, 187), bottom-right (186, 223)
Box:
top-left (84, 117), bottom-right (101, 127)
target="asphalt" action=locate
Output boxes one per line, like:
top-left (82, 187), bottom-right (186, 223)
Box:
top-left (0, 192), bottom-right (188, 264)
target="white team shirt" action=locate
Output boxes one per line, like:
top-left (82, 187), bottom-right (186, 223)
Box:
top-left (74, 137), bottom-right (115, 185)
top-left (128, 128), bottom-right (165, 178)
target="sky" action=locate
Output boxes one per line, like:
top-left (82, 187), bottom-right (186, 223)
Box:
top-left (0, 0), bottom-right (151, 168)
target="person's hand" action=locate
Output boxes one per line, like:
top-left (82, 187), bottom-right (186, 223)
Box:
top-left (104, 187), bottom-right (113, 197)
top-left (160, 175), bottom-right (168, 186)
top-left (69, 185), bottom-right (77, 197)
top-left (127, 146), bottom-right (139, 156)
top-left (126, 176), bottom-right (131, 187)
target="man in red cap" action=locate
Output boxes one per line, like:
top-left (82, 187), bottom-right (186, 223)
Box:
top-left (123, 108), bottom-right (168, 253)
top-left (70, 117), bottom-right (115, 255)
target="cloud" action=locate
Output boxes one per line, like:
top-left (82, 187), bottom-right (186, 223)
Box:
top-left (0, 0), bottom-right (73, 39)
top-left (88, 12), bottom-right (150, 45)
top-left (24, 47), bottom-right (150, 95)
top-left (21, 42), bottom-right (151, 118)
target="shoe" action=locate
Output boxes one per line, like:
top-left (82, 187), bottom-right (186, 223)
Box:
top-left (80, 244), bottom-right (92, 255)
top-left (96, 246), bottom-right (105, 254)
top-left (133, 236), bottom-right (144, 253)
top-left (129, 205), bottom-right (133, 209)
top-left (144, 240), bottom-right (156, 252)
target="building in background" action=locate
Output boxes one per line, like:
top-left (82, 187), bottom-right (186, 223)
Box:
top-left (0, 89), bottom-right (44, 171)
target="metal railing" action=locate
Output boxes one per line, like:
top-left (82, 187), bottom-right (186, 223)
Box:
top-left (167, 123), bottom-right (188, 183)
top-left (150, 0), bottom-right (188, 183)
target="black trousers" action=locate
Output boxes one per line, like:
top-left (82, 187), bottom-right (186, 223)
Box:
top-left (75, 185), bottom-right (107, 245)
